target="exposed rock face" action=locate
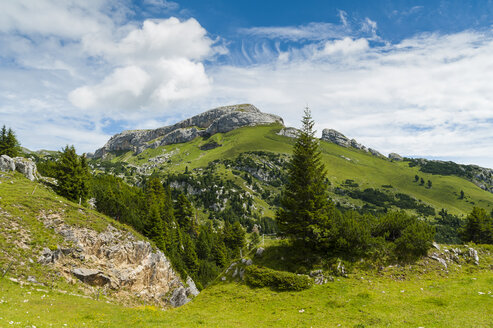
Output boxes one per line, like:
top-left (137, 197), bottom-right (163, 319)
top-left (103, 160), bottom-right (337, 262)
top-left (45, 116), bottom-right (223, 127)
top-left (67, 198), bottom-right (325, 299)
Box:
top-left (389, 153), bottom-right (403, 161)
top-left (321, 129), bottom-right (352, 148)
top-left (72, 268), bottom-right (111, 287)
top-left (0, 155), bottom-right (38, 181)
top-left (38, 211), bottom-right (196, 307)
top-left (321, 129), bottom-right (387, 159)
top-left (0, 155), bottom-right (15, 172)
top-left (94, 104), bottom-right (284, 158)
top-left (277, 127), bottom-right (299, 138)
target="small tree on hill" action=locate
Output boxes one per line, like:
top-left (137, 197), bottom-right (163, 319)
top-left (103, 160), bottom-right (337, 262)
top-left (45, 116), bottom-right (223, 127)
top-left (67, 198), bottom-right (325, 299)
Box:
top-left (460, 207), bottom-right (493, 244)
top-left (427, 180), bottom-right (432, 188)
top-left (276, 107), bottom-right (330, 249)
top-left (55, 146), bottom-right (90, 204)
top-left (0, 125), bottom-right (21, 157)
top-left (414, 175), bottom-right (419, 182)
top-left (420, 177), bottom-right (425, 185)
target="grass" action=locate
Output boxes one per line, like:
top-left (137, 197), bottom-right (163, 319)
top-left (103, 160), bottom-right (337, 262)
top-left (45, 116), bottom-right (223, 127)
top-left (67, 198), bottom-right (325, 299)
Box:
top-left (1, 173), bottom-right (492, 327)
top-left (1, 263), bottom-right (492, 327)
top-left (0, 172), bottom-right (147, 287)
top-left (106, 124), bottom-right (493, 217)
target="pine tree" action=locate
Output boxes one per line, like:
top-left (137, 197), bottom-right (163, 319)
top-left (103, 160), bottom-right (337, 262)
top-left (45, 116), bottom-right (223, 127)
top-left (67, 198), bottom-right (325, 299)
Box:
top-left (427, 180), bottom-right (432, 188)
top-left (0, 126), bottom-right (20, 157)
top-left (55, 145), bottom-right (90, 203)
top-left (5, 128), bottom-right (20, 157)
top-left (175, 193), bottom-right (197, 236)
top-left (276, 107), bottom-right (330, 249)
top-left (0, 125), bottom-right (7, 155)
top-left (414, 175), bottom-right (419, 182)
top-left (183, 234), bottom-right (199, 276)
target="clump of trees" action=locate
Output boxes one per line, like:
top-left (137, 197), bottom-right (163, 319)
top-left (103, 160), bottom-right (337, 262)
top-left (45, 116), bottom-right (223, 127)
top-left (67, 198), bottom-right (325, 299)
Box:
top-left (0, 125), bottom-right (21, 158)
top-left (460, 207), bottom-right (493, 244)
top-left (276, 109), bottom-right (435, 262)
top-left (55, 145), bottom-right (90, 204)
top-left (90, 174), bottom-right (246, 289)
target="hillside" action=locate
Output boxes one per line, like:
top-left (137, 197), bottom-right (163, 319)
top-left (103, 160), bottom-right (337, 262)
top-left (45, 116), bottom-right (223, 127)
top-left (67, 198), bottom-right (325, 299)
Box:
top-left (2, 238), bottom-right (492, 327)
top-left (90, 109), bottom-right (493, 222)
top-left (0, 171), bottom-right (197, 308)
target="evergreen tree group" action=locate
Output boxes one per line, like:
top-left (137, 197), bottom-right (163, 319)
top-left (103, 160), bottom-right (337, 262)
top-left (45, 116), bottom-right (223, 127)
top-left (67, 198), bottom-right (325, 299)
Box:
top-left (55, 145), bottom-right (90, 204)
top-left (276, 108), bottom-right (435, 261)
top-left (0, 125), bottom-right (21, 158)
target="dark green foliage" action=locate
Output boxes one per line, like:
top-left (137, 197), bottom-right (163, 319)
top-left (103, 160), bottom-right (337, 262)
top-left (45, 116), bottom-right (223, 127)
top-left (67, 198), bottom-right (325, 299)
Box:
top-left (372, 211), bottom-right (435, 261)
top-left (414, 175), bottom-right (419, 182)
top-left (427, 180), bottom-right (432, 188)
top-left (183, 234), bottom-right (199, 276)
top-left (460, 190), bottom-right (465, 199)
top-left (175, 193), bottom-right (198, 236)
top-left (415, 160), bottom-right (474, 178)
top-left (245, 265), bottom-right (312, 291)
top-left (276, 108), bottom-right (330, 248)
top-left (460, 207), bottom-right (493, 244)
top-left (393, 220), bottom-right (435, 261)
top-left (420, 178), bottom-right (425, 185)
top-left (249, 231), bottom-right (260, 249)
top-left (433, 209), bottom-right (463, 244)
top-left (90, 174), bottom-right (146, 231)
top-left (0, 126), bottom-right (21, 158)
top-left (55, 146), bottom-right (90, 203)
top-left (322, 211), bottom-right (374, 258)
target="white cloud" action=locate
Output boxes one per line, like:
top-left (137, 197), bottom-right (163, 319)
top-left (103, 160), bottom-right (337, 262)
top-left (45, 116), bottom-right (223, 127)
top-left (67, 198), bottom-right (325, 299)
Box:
top-left (209, 29), bottom-right (493, 167)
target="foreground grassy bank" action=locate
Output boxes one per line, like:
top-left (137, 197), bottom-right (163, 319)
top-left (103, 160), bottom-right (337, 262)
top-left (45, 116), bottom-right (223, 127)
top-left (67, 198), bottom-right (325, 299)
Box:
top-left (1, 267), bottom-right (492, 327)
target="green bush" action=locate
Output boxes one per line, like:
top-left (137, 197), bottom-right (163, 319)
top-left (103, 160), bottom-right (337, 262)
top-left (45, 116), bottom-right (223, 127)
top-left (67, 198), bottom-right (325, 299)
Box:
top-left (245, 265), bottom-right (312, 291)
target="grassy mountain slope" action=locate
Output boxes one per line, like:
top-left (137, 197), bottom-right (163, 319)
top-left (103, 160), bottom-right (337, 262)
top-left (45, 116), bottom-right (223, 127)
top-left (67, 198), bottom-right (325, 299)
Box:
top-left (0, 172), bottom-right (160, 302)
top-left (97, 123), bottom-right (493, 217)
top-left (2, 245), bottom-right (492, 327)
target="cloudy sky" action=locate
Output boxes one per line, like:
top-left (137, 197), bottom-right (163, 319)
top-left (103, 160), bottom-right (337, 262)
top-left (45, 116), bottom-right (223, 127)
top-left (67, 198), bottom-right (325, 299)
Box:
top-left (1, 0), bottom-right (493, 167)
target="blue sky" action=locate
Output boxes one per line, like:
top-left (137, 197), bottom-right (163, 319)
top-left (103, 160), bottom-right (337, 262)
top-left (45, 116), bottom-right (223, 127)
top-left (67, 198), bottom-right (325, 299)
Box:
top-left (1, 0), bottom-right (493, 167)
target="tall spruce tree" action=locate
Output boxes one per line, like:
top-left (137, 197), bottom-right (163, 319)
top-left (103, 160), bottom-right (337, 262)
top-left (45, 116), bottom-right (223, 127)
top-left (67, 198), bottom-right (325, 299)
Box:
top-left (55, 146), bottom-right (90, 203)
top-left (276, 107), bottom-right (330, 249)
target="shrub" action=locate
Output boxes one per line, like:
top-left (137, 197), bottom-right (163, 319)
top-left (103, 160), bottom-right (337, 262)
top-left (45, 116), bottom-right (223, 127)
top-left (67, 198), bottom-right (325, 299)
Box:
top-left (245, 265), bottom-right (312, 291)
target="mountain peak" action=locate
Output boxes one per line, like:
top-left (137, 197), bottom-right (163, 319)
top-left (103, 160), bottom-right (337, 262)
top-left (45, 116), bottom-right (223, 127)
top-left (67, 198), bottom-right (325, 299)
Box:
top-left (93, 104), bottom-right (283, 158)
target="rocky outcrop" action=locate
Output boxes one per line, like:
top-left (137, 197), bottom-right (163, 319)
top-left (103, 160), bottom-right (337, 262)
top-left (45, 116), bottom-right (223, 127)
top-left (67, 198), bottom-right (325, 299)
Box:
top-left (0, 155), bottom-right (37, 181)
top-left (321, 129), bottom-right (387, 159)
top-left (277, 127), bottom-right (299, 138)
top-left (388, 153), bottom-right (403, 161)
top-left (94, 104), bottom-right (284, 158)
top-left (38, 211), bottom-right (196, 307)
top-left (321, 129), bottom-right (352, 148)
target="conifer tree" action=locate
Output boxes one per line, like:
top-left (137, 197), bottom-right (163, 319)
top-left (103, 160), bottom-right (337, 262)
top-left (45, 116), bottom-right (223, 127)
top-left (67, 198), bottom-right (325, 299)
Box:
top-left (55, 146), bottom-right (90, 203)
top-left (276, 107), bottom-right (330, 248)
top-left (183, 234), bottom-right (199, 276)
top-left (0, 126), bottom-right (20, 157)
top-left (175, 193), bottom-right (197, 236)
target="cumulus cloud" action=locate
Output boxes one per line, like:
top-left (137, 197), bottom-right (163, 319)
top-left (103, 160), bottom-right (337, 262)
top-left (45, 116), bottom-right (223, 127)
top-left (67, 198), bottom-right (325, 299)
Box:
top-left (209, 29), bottom-right (493, 167)
top-left (70, 17), bottom-right (217, 112)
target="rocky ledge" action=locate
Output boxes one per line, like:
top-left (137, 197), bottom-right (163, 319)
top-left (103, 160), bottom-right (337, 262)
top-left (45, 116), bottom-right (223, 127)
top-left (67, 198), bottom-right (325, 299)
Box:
top-left (321, 129), bottom-right (386, 158)
top-left (0, 155), bottom-right (38, 181)
top-left (93, 104), bottom-right (284, 159)
top-left (38, 211), bottom-right (198, 307)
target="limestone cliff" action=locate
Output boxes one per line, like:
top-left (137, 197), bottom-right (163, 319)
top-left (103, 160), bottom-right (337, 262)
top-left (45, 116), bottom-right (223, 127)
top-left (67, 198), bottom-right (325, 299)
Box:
top-left (93, 104), bottom-right (284, 158)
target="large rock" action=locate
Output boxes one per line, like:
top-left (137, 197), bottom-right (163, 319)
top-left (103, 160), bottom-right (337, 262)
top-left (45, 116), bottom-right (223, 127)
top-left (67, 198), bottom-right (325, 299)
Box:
top-left (14, 157), bottom-right (37, 181)
top-left (0, 155), bottom-right (15, 172)
top-left (388, 153), bottom-right (403, 161)
top-left (277, 127), bottom-right (299, 138)
top-left (0, 155), bottom-right (38, 181)
top-left (72, 268), bottom-right (111, 287)
top-left (38, 212), bottom-right (198, 307)
top-left (321, 129), bottom-right (351, 148)
top-left (94, 104), bottom-right (284, 158)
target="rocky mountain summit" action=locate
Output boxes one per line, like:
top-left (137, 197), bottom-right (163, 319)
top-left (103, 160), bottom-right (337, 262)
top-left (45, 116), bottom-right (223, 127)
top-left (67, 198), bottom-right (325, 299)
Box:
top-left (93, 104), bottom-right (283, 159)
